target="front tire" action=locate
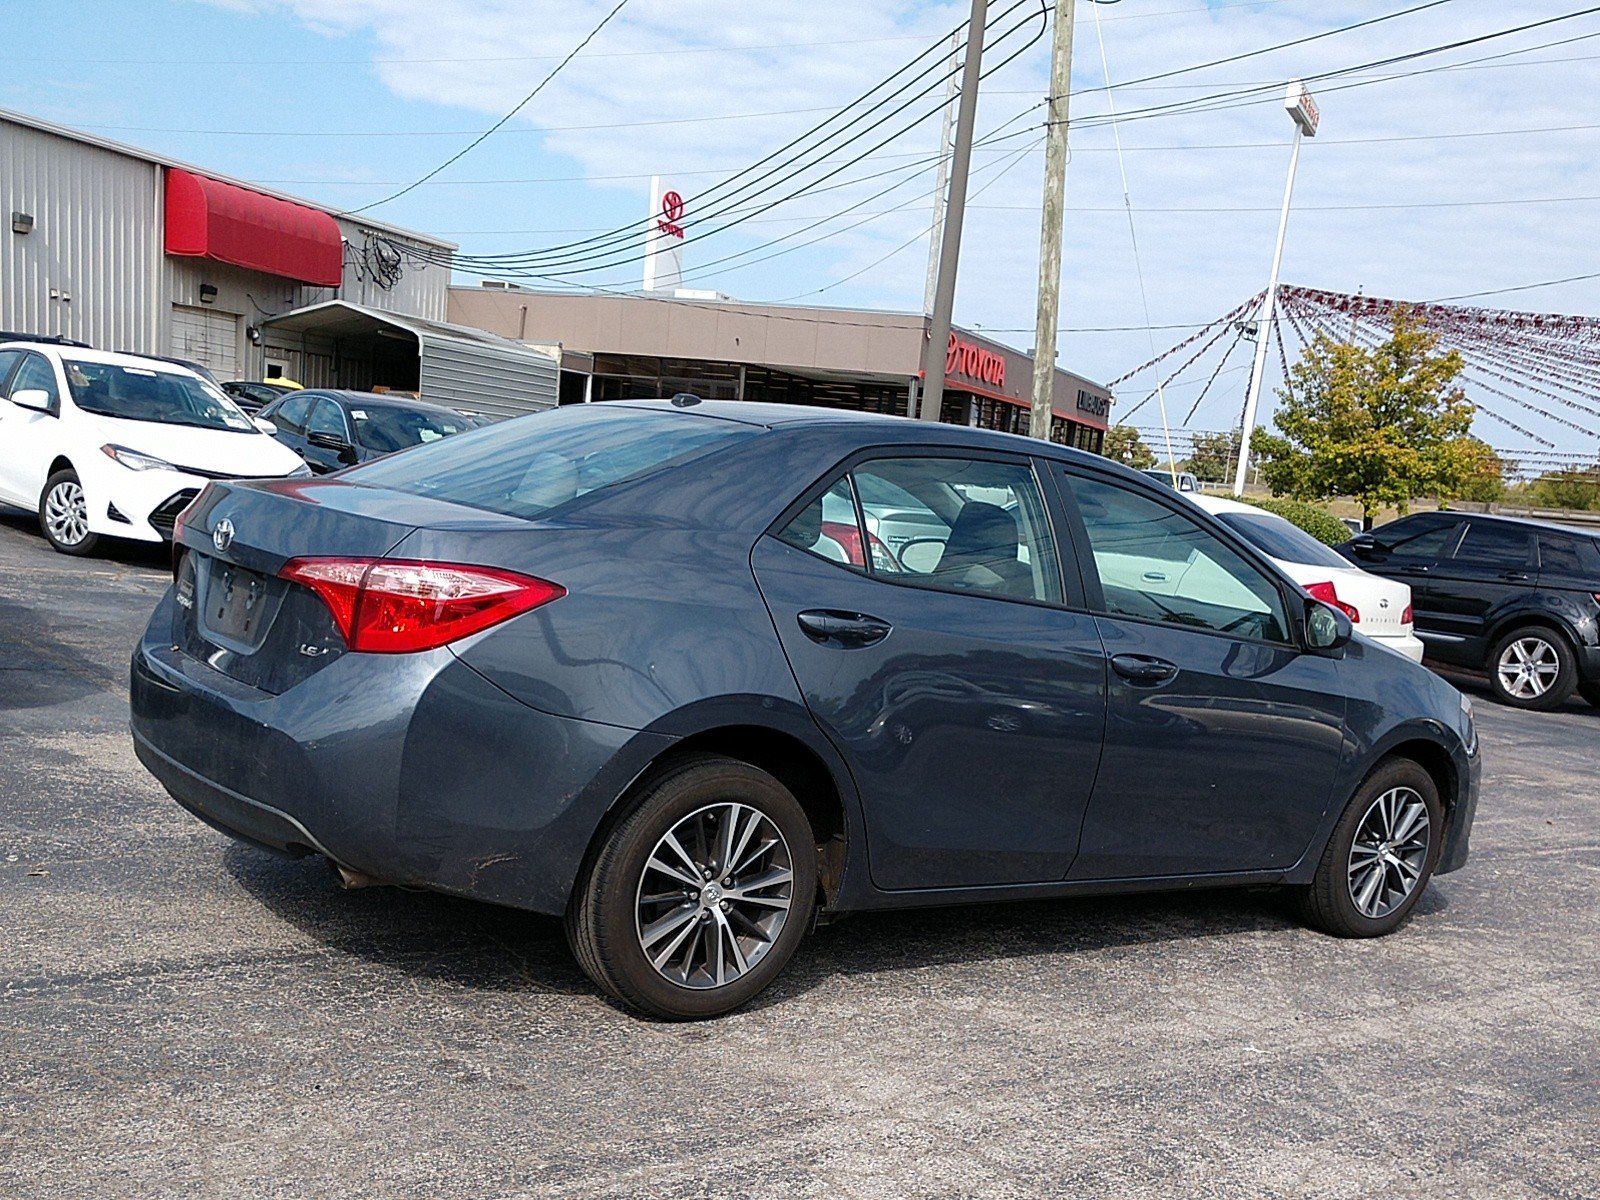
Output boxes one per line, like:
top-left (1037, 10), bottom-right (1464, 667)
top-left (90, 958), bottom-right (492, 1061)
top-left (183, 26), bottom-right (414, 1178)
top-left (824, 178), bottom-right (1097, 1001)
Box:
top-left (39, 469), bottom-right (100, 556)
top-left (1293, 758), bottom-right (1443, 938)
top-left (1488, 625), bottom-right (1577, 710)
top-left (566, 755), bottom-right (817, 1019)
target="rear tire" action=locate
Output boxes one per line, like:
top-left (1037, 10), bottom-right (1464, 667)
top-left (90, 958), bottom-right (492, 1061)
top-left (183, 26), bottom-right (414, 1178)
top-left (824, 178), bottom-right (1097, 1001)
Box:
top-left (1292, 758), bottom-right (1442, 938)
top-left (565, 754), bottom-right (817, 1020)
top-left (1487, 625), bottom-right (1577, 710)
top-left (39, 469), bottom-right (100, 556)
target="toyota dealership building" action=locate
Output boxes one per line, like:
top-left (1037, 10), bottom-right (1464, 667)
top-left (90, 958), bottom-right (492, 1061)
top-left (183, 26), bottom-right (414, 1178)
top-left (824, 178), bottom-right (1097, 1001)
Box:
top-left (449, 285), bottom-right (1113, 450)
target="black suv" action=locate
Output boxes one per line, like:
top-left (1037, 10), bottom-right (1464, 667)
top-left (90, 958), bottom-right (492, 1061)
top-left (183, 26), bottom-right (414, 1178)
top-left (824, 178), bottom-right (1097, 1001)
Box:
top-left (1339, 512), bottom-right (1600, 710)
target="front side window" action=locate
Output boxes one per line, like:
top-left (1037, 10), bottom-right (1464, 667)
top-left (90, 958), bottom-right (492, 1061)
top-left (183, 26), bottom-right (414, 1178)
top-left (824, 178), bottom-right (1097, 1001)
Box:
top-left (62, 359), bottom-right (254, 431)
top-left (1454, 522), bottom-right (1535, 570)
top-left (1067, 474), bottom-right (1289, 642)
top-left (305, 398), bottom-right (349, 440)
top-left (851, 457), bottom-right (1062, 604)
top-left (0, 349), bottom-right (27, 395)
top-left (269, 393), bottom-right (314, 434)
top-left (1376, 516), bottom-right (1461, 561)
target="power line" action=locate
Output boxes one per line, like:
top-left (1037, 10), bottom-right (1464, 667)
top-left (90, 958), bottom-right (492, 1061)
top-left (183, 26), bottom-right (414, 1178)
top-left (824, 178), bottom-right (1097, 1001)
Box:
top-left (345, 0), bottom-right (634, 214)
top-left (1430, 272), bottom-right (1600, 302)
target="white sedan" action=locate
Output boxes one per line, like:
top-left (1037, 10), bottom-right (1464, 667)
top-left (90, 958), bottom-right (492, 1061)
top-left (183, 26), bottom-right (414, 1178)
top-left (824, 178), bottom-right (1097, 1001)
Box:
top-left (1190, 494), bottom-right (1425, 662)
top-left (0, 343), bottom-right (307, 555)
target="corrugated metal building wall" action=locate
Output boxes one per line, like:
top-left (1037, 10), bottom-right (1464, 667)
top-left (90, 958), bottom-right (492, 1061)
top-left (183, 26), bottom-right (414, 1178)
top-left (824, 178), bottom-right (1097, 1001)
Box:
top-left (419, 333), bottom-right (558, 418)
top-left (3, 110), bottom-right (452, 383)
top-left (1, 119), bottom-right (162, 350)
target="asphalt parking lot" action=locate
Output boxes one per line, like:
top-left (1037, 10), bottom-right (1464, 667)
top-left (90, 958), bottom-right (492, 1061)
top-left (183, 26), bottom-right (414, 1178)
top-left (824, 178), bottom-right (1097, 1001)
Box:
top-left (1, 511), bottom-right (1596, 1200)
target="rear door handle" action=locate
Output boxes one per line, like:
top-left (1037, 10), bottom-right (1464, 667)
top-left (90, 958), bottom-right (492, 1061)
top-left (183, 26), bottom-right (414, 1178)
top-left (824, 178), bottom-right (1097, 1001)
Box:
top-left (1498, 570), bottom-right (1532, 582)
top-left (1397, 564), bottom-right (1432, 576)
top-left (1110, 653), bottom-right (1179, 686)
top-left (796, 610), bottom-right (892, 648)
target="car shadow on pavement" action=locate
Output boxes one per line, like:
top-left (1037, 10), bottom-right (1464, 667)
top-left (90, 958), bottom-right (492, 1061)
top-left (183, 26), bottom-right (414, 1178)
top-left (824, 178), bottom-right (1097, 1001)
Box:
top-left (222, 842), bottom-right (1449, 1015)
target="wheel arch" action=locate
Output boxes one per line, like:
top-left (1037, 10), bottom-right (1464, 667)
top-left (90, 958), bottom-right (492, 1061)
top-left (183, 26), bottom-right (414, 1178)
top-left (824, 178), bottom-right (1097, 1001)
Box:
top-left (45, 455), bottom-right (76, 486)
top-left (1483, 610), bottom-right (1581, 664)
top-left (575, 703), bottom-right (864, 913)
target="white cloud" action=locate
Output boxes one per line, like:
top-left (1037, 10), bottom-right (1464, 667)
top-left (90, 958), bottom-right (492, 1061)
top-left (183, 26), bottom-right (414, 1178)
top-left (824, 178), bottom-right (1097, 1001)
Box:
top-left (199, 0), bottom-right (1600, 453)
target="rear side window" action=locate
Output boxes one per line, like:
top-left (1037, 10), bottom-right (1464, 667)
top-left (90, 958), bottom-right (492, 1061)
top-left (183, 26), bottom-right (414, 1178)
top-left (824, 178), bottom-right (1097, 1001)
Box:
top-left (1539, 532), bottom-right (1600, 579)
top-left (1215, 510), bottom-right (1350, 570)
top-left (777, 477), bottom-right (867, 572)
top-left (1454, 522), bottom-right (1535, 569)
top-left (344, 407), bottom-right (758, 520)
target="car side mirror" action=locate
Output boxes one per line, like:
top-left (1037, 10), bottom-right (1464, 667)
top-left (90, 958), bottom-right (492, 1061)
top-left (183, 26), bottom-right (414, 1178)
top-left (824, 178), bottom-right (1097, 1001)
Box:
top-left (253, 417), bottom-right (276, 435)
top-left (1305, 598), bottom-right (1353, 653)
top-left (1346, 533), bottom-right (1383, 557)
top-left (307, 430), bottom-right (352, 452)
top-left (9, 388), bottom-right (53, 414)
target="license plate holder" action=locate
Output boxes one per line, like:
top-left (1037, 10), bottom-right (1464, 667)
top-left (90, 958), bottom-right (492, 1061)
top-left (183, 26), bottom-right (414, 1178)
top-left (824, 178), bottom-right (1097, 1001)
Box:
top-left (203, 561), bottom-right (273, 645)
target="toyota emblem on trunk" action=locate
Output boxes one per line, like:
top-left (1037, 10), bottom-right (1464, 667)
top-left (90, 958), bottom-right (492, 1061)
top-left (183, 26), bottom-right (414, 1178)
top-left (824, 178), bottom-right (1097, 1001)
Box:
top-left (212, 519), bottom-right (235, 553)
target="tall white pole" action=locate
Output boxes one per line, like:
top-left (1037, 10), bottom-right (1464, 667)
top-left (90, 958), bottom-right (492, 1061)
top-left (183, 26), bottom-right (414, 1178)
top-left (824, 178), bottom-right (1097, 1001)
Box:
top-left (1030, 0), bottom-right (1076, 441)
top-left (1233, 96), bottom-right (1312, 496)
top-left (924, 32), bottom-right (960, 316)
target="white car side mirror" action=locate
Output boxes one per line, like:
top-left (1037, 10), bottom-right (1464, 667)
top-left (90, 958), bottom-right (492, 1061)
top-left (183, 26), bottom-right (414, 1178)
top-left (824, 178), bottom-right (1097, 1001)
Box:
top-left (253, 417), bottom-right (276, 435)
top-left (9, 388), bottom-right (53, 413)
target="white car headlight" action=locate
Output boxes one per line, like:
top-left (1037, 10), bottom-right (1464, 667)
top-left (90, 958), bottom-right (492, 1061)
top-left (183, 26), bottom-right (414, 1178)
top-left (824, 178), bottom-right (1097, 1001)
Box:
top-left (101, 444), bottom-right (177, 472)
top-left (287, 463), bottom-right (314, 479)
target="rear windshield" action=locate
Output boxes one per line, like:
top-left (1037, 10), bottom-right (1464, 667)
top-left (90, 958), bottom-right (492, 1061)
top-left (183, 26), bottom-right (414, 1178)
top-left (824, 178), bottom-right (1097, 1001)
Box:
top-left (343, 406), bottom-right (758, 519)
top-left (349, 403), bottom-right (476, 453)
top-left (64, 359), bottom-right (255, 432)
top-left (1216, 510), bottom-right (1351, 569)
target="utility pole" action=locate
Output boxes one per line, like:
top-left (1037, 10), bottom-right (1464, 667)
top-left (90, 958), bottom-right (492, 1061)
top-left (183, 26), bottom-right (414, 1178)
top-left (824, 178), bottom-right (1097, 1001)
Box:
top-left (1029, 0), bottom-right (1076, 441)
top-left (1233, 80), bottom-right (1319, 496)
top-left (923, 32), bottom-right (961, 316)
top-left (919, 0), bottom-right (988, 422)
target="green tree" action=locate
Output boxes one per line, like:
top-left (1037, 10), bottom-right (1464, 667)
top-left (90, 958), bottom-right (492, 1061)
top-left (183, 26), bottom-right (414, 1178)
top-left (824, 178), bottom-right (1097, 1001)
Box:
top-left (1103, 424), bottom-right (1154, 470)
top-left (1438, 437), bottom-right (1507, 505)
top-left (1182, 430), bottom-right (1241, 483)
top-left (1252, 308), bottom-right (1474, 529)
top-left (1526, 466), bottom-right (1600, 511)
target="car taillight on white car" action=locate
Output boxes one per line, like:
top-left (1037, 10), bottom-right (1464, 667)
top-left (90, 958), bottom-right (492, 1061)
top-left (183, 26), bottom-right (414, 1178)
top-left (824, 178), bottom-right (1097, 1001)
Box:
top-left (1401, 601), bottom-right (1415, 626)
top-left (1304, 580), bottom-right (1360, 624)
top-left (280, 558), bottom-right (565, 653)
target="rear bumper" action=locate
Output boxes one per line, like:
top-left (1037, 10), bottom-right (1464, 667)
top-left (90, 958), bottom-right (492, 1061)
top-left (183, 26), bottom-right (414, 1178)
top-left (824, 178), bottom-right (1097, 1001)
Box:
top-left (130, 590), bottom-right (674, 914)
top-left (1373, 631), bottom-right (1426, 663)
top-left (1579, 643), bottom-right (1600, 684)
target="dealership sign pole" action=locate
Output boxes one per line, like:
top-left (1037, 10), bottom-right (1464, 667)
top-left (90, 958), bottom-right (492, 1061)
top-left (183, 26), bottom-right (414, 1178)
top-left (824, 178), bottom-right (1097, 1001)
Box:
top-left (1233, 80), bottom-right (1318, 496)
top-left (919, 0), bottom-right (988, 422)
top-left (643, 176), bottom-right (687, 293)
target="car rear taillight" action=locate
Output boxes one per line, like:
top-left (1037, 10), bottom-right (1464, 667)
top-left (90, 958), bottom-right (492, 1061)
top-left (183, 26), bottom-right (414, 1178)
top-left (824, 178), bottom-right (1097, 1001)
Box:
top-left (279, 558), bottom-right (565, 653)
top-left (821, 521), bottom-right (898, 571)
top-left (171, 504), bottom-right (194, 580)
top-left (1305, 580), bottom-right (1360, 624)
top-left (1401, 601), bottom-right (1414, 626)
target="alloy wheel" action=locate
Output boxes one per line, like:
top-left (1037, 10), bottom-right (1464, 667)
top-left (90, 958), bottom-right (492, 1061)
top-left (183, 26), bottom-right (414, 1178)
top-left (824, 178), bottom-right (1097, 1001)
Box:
top-left (634, 802), bottom-right (794, 990)
top-left (1346, 786), bottom-right (1431, 920)
top-left (1497, 637), bottom-right (1560, 700)
top-left (44, 480), bottom-right (90, 547)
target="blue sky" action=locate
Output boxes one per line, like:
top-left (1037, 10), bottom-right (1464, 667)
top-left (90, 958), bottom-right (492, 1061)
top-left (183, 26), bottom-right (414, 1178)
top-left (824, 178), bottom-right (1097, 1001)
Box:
top-left (6, 0), bottom-right (1600, 458)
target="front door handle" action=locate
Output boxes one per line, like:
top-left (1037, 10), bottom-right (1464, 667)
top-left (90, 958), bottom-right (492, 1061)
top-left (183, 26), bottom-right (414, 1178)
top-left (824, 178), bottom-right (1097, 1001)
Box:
top-left (1498, 570), bottom-right (1532, 582)
top-left (1396, 564), bottom-right (1432, 576)
top-left (796, 610), bottom-right (892, 648)
top-left (1110, 653), bottom-right (1179, 687)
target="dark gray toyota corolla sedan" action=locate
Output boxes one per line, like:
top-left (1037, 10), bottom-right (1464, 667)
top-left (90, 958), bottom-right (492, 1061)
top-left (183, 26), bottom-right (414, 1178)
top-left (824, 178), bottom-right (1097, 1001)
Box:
top-left (131, 400), bottom-right (1481, 1018)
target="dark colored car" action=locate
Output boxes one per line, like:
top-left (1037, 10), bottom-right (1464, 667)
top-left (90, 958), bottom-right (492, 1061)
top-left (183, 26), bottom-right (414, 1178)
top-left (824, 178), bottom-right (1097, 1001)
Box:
top-left (256, 389), bottom-right (482, 474)
top-left (1339, 511), bottom-right (1600, 710)
top-left (130, 402), bottom-right (1480, 1019)
top-left (222, 380), bottom-right (298, 412)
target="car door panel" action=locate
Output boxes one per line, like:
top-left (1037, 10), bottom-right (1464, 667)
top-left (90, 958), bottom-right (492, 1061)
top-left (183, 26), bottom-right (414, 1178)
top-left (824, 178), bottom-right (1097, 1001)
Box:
top-left (1427, 520), bottom-right (1538, 654)
top-left (753, 537), bottom-right (1107, 890)
top-left (1057, 469), bottom-right (1349, 879)
top-left (0, 352), bottom-right (63, 508)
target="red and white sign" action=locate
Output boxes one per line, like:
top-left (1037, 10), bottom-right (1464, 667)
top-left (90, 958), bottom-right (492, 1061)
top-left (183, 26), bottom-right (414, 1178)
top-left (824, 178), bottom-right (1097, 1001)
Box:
top-left (1285, 80), bottom-right (1319, 137)
top-left (945, 333), bottom-right (1007, 389)
top-left (658, 190), bottom-right (686, 240)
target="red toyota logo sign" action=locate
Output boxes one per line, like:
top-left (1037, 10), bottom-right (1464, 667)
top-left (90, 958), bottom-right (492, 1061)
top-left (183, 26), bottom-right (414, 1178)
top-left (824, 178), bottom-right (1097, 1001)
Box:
top-left (656, 189), bottom-right (686, 240)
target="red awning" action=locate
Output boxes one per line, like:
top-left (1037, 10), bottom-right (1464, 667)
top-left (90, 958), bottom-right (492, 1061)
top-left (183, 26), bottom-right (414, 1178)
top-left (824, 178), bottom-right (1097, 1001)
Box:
top-left (164, 168), bottom-right (344, 287)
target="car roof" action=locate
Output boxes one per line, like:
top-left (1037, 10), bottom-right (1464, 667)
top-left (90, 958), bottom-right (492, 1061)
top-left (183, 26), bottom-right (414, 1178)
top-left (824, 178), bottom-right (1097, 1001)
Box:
top-left (1186, 493), bottom-right (1258, 516)
top-left (1401, 509), bottom-right (1600, 540)
top-left (3, 342), bottom-right (206, 376)
top-left (295, 389), bottom-right (470, 417)
top-left (607, 398), bottom-right (1118, 468)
